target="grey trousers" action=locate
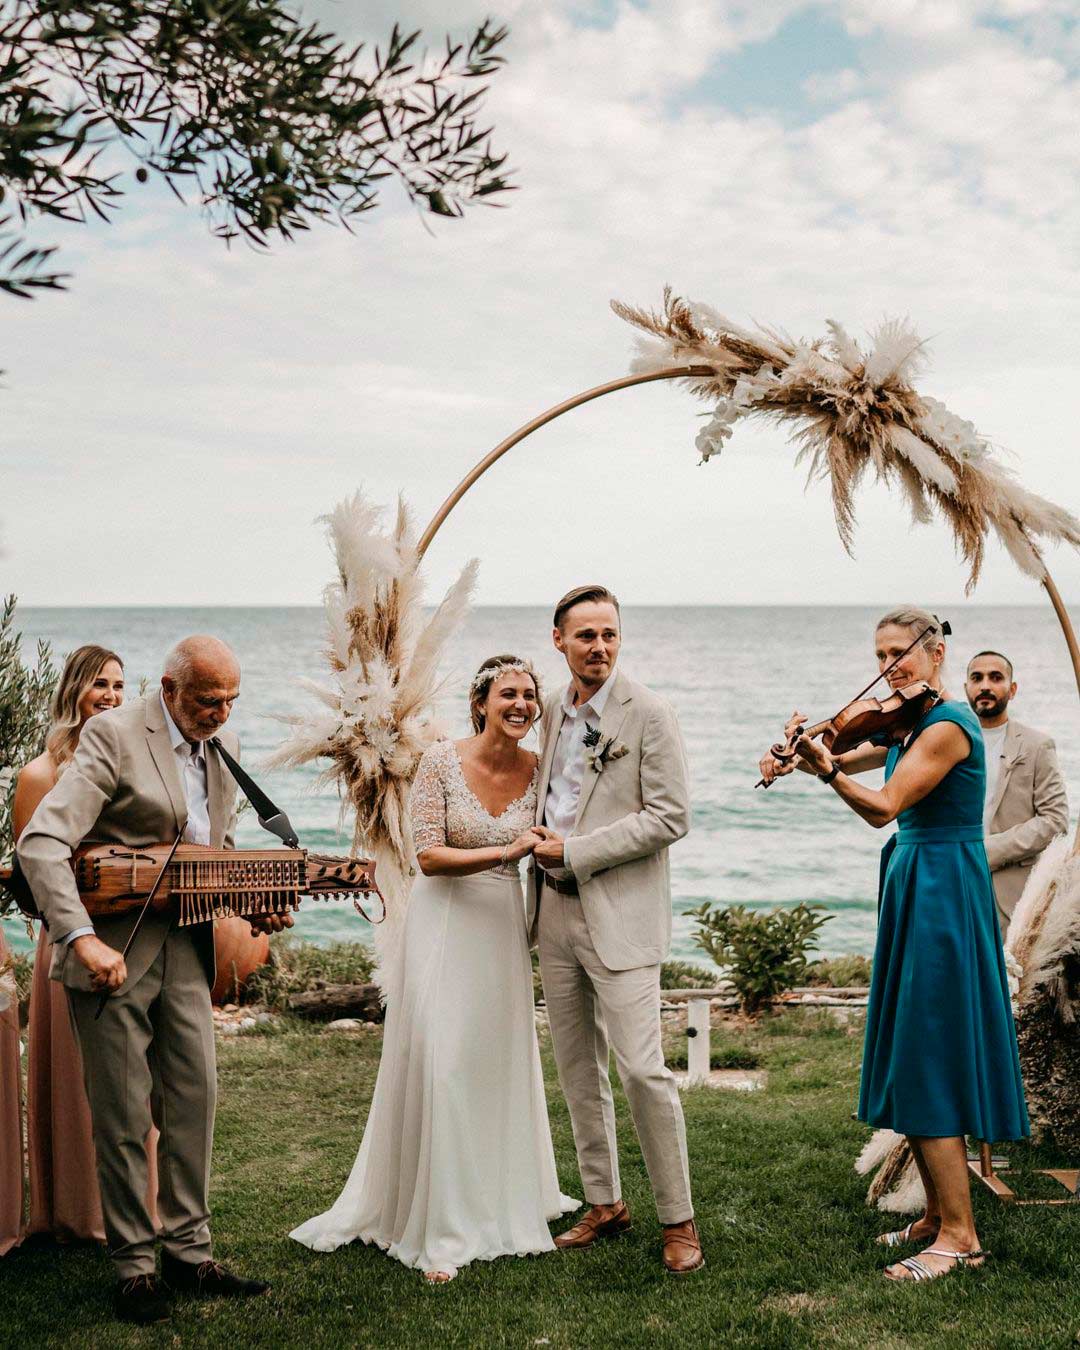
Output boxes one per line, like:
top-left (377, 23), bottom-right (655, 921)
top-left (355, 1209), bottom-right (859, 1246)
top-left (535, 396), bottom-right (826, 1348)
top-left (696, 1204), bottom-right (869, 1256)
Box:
top-left (68, 927), bottom-right (216, 1278)
top-left (538, 889), bottom-right (693, 1224)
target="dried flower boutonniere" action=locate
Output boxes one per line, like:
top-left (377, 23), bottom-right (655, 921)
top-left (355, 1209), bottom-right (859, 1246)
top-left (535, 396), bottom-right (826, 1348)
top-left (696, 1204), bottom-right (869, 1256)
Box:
top-left (583, 725), bottom-right (630, 774)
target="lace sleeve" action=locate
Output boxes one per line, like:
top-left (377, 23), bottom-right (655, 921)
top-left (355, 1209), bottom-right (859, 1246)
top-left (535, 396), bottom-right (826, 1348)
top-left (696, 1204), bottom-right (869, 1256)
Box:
top-left (410, 743), bottom-right (447, 853)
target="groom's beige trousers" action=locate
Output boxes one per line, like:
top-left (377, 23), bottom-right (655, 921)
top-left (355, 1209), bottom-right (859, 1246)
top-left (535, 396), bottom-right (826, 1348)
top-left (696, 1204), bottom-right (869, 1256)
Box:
top-left (538, 887), bottom-right (692, 1225)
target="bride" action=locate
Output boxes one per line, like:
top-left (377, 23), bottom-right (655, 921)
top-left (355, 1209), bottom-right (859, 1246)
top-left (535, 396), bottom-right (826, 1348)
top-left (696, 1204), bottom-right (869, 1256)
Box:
top-left (290, 655), bottom-right (578, 1282)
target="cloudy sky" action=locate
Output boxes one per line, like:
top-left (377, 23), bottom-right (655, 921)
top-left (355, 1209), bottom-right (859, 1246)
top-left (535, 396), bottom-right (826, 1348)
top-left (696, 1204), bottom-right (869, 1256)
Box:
top-left (5, 0), bottom-right (1080, 607)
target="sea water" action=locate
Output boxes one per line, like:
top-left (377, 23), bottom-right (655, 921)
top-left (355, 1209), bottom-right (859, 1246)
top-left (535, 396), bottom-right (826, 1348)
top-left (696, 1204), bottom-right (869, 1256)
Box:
top-left (7, 605), bottom-right (1076, 963)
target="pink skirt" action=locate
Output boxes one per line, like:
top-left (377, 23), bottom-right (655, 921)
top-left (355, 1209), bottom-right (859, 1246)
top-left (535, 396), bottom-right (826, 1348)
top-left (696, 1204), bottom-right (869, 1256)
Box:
top-left (26, 928), bottom-right (159, 1242)
top-left (0, 930), bottom-right (24, 1256)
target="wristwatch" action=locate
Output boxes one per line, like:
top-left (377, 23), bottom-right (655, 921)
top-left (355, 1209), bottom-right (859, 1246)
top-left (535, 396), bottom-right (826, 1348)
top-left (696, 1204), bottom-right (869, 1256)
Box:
top-left (819, 764), bottom-right (840, 785)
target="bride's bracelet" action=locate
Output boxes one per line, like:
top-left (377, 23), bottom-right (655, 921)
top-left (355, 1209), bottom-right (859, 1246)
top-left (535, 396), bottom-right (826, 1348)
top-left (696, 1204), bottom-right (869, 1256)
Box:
top-left (499, 843), bottom-right (510, 868)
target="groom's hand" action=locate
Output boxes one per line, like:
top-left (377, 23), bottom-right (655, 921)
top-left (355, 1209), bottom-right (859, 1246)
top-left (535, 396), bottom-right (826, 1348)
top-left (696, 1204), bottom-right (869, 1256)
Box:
top-left (532, 827), bottom-right (566, 869)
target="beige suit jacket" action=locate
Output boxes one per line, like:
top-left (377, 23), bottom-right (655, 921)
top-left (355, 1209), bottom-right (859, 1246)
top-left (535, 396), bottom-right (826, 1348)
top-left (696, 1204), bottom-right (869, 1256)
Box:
top-left (984, 717), bottom-right (1068, 919)
top-left (16, 695), bottom-right (239, 993)
top-left (526, 670), bottom-right (690, 971)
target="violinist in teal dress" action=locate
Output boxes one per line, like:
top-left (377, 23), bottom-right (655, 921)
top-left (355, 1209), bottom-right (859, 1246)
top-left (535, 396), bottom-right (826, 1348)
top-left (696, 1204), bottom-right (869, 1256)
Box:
top-left (760, 607), bottom-right (1027, 1285)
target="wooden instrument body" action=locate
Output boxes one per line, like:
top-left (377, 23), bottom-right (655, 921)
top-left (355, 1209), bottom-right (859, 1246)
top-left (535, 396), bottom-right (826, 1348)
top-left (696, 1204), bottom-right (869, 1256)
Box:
top-left (818, 681), bottom-right (940, 756)
top-left (71, 842), bottom-right (378, 925)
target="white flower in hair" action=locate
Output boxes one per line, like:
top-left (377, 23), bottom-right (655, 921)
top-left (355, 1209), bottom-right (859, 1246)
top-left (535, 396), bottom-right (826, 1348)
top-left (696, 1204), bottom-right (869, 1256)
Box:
top-left (469, 660), bottom-right (536, 695)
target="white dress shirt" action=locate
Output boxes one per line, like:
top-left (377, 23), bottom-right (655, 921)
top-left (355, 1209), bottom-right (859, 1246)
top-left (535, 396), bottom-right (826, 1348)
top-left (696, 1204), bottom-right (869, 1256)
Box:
top-left (63, 695), bottom-right (211, 946)
top-left (543, 671), bottom-right (617, 877)
top-left (982, 721), bottom-right (1009, 834)
top-left (161, 691), bottom-right (211, 846)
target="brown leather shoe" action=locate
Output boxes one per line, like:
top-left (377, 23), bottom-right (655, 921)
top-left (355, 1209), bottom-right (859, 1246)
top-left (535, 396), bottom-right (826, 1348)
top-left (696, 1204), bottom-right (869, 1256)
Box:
top-left (662, 1219), bottom-right (704, 1274)
top-left (554, 1201), bottom-right (632, 1249)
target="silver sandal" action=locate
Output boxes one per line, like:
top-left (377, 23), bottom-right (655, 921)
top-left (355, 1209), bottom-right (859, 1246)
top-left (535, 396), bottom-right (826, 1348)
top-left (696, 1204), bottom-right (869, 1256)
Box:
top-left (885, 1247), bottom-right (988, 1282)
top-left (875, 1221), bottom-right (938, 1249)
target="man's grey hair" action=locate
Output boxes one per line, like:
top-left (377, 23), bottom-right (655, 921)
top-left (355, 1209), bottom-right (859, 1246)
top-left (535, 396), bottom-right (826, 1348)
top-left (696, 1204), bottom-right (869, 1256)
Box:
top-left (163, 635), bottom-right (239, 686)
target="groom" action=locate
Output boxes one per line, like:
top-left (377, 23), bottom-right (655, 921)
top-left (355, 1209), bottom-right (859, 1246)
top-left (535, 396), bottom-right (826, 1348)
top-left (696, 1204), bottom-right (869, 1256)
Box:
top-left (528, 585), bottom-right (702, 1274)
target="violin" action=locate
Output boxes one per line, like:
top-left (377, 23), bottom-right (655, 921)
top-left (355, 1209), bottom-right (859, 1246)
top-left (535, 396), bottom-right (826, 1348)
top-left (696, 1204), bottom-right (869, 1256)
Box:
top-left (755, 623), bottom-right (940, 790)
top-left (756, 682), bottom-right (940, 788)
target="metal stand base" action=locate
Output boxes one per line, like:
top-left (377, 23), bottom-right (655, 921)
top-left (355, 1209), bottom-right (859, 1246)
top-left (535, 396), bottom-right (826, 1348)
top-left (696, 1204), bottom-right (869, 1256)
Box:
top-left (968, 1141), bottom-right (1079, 1206)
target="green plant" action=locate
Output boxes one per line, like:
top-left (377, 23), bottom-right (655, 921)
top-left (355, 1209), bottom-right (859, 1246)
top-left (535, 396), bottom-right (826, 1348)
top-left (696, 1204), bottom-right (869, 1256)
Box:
top-left (688, 901), bottom-right (832, 1015)
top-left (659, 959), bottom-right (717, 989)
top-left (805, 954), bottom-right (872, 987)
top-left (0, 594), bottom-right (58, 879)
top-left (1, 2), bottom-right (515, 384)
top-left (242, 936), bottom-right (376, 1010)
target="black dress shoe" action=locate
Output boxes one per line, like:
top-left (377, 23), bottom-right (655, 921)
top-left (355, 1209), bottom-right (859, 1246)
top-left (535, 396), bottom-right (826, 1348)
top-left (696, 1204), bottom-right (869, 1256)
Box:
top-left (114, 1274), bottom-right (172, 1324)
top-left (161, 1251), bottom-right (270, 1298)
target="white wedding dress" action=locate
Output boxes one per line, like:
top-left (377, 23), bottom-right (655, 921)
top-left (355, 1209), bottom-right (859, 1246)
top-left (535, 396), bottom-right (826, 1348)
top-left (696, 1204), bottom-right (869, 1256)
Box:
top-left (290, 739), bottom-right (578, 1276)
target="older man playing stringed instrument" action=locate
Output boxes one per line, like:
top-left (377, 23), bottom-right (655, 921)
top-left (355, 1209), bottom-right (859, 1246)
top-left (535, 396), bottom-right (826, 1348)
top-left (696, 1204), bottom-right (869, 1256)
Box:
top-left (17, 636), bottom-right (284, 1325)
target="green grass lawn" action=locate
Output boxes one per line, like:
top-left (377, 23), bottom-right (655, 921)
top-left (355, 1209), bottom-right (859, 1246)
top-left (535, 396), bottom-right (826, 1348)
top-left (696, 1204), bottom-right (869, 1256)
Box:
top-left (4, 1009), bottom-right (1079, 1349)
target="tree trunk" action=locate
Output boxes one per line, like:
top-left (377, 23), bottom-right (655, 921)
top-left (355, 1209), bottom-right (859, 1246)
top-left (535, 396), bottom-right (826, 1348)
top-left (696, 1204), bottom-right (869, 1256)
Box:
top-left (287, 982), bottom-right (384, 1023)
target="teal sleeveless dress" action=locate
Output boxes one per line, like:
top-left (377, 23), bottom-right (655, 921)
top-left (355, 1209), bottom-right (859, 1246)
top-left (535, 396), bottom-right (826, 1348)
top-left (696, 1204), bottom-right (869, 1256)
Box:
top-left (858, 700), bottom-right (1029, 1140)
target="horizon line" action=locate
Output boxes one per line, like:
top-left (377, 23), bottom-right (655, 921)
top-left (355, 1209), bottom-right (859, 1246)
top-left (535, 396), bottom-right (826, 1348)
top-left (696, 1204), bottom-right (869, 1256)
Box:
top-left (13, 600), bottom-right (1074, 611)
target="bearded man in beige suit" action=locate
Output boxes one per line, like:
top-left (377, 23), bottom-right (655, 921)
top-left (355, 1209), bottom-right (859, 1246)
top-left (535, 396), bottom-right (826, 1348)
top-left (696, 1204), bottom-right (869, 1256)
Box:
top-left (17, 636), bottom-right (285, 1325)
top-left (527, 585), bottom-right (702, 1275)
top-left (965, 650), bottom-right (1069, 936)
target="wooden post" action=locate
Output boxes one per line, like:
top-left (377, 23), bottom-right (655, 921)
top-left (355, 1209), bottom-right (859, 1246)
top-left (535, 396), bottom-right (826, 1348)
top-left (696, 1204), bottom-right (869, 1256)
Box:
top-left (686, 996), bottom-right (711, 1083)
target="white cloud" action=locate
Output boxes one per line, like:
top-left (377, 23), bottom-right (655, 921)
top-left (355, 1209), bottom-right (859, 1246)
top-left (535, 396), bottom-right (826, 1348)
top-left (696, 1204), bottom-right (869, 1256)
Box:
top-left (4, 0), bottom-right (1079, 607)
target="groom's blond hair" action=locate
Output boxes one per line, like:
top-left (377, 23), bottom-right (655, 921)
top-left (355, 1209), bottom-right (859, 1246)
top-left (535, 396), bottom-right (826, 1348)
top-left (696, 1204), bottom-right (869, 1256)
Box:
top-left (553, 585), bottom-right (620, 631)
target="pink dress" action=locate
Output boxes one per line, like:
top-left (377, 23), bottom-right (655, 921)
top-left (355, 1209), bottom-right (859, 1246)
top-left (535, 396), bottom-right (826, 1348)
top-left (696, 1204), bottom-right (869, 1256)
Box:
top-left (26, 926), bottom-right (159, 1242)
top-left (0, 929), bottom-right (23, 1256)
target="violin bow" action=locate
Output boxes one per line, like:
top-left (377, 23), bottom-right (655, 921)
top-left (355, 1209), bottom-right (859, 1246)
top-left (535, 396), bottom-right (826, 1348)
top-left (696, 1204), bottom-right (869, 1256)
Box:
top-left (756, 624), bottom-right (934, 790)
top-left (93, 829), bottom-right (183, 1020)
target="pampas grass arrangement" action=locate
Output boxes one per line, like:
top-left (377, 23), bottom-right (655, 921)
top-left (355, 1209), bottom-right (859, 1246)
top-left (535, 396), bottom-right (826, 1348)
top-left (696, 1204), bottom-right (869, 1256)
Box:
top-left (856, 1130), bottom-right (925, 1214)
top-left (270, 490), bottom-right (477, 995)
top-left (1006, 837), bottom-right (1080, 1150)
top-left (613, 289), bottom-right (1080, 589)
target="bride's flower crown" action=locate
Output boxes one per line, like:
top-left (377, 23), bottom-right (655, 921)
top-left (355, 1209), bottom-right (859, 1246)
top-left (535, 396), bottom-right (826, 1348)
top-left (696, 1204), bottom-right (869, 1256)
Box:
top-left (469, 659), bottom-right (539, 697)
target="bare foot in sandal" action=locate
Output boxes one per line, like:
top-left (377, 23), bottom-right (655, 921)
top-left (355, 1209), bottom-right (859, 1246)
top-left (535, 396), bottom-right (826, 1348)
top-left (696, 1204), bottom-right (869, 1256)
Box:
top-left (884, 1227), bottom-right (986, 1283)
top-left (424, 1270), bottom-right (455, 1285)
top-left (875, 1215), bottom-right (940, 1248)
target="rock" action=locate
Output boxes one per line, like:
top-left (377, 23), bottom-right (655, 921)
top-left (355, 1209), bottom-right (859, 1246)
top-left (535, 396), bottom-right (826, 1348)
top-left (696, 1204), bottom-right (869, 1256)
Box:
top-left (325, 1018), bottom-right (364, 1032)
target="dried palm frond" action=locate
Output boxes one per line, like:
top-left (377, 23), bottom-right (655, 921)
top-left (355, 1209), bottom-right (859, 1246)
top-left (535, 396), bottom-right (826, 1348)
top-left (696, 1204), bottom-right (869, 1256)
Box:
top-left (270, 490), bottom-right (478, 997)
top-left (1007, 836), bottom-right (1080, 1019)
top-left (612, 288), bottom-right (1080, 590)
top-left (856, 1129), bottom-right (926, 1214)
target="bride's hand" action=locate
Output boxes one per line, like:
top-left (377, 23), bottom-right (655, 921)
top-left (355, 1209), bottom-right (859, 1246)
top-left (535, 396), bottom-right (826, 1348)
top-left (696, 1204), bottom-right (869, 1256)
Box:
top-left (503, 828), bottom-right (544, 862)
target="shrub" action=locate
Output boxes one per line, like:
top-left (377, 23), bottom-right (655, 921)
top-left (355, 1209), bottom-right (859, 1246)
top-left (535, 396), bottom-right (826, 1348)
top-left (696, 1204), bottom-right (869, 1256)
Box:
top-left (243, 937), bottom-right (376, 1011)
top-left (688, 902), bottom-right (832, 1015)
top-left (660, 959), bottom-right (718, 990)
top-left (0, 595), bottom-right (58, 879)
top-left (805, 954), bottom-right (872, 987)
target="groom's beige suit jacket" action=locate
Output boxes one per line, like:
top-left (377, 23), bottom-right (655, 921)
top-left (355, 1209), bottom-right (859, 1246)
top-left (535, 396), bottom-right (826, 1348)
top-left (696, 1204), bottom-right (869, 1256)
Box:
top-left (17, 694), bottom-right (238, 993)
top-left (526, 670), bottom-right (690, 971)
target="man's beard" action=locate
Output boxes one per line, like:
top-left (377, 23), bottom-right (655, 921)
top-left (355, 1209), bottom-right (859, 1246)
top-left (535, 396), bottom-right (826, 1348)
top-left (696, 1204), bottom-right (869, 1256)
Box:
top-left (972, 693), bottom-right (1008, 720)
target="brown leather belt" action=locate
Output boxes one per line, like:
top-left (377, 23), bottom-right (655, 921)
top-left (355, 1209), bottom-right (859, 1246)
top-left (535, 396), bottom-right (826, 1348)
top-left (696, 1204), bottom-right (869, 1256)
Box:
top-left (543, 873), bottom-right (579, 897)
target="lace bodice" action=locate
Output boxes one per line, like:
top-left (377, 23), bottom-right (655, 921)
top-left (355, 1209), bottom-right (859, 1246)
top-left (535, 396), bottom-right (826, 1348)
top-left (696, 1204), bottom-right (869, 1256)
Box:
top-left (410, 740), bottom-right (538, 875)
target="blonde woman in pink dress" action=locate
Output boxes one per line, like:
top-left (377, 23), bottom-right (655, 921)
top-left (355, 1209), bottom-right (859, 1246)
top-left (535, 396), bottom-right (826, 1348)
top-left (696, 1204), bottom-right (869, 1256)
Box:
top-left (0, 927), bottom-right (22, 1256)
top-left (13, 645), bottom-right (159, 1244)
top-left (292, 656), bottom-right (578, 1283)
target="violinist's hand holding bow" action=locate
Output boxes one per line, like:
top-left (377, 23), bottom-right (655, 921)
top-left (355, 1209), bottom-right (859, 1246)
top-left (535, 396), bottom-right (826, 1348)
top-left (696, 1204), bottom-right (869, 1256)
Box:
top-left (794, 733), bottom-right (835, 779)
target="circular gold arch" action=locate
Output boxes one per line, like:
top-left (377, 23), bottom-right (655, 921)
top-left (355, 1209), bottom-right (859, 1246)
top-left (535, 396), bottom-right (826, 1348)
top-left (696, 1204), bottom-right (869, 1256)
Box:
top-left (416, 365), bottom-right (1080, 847)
